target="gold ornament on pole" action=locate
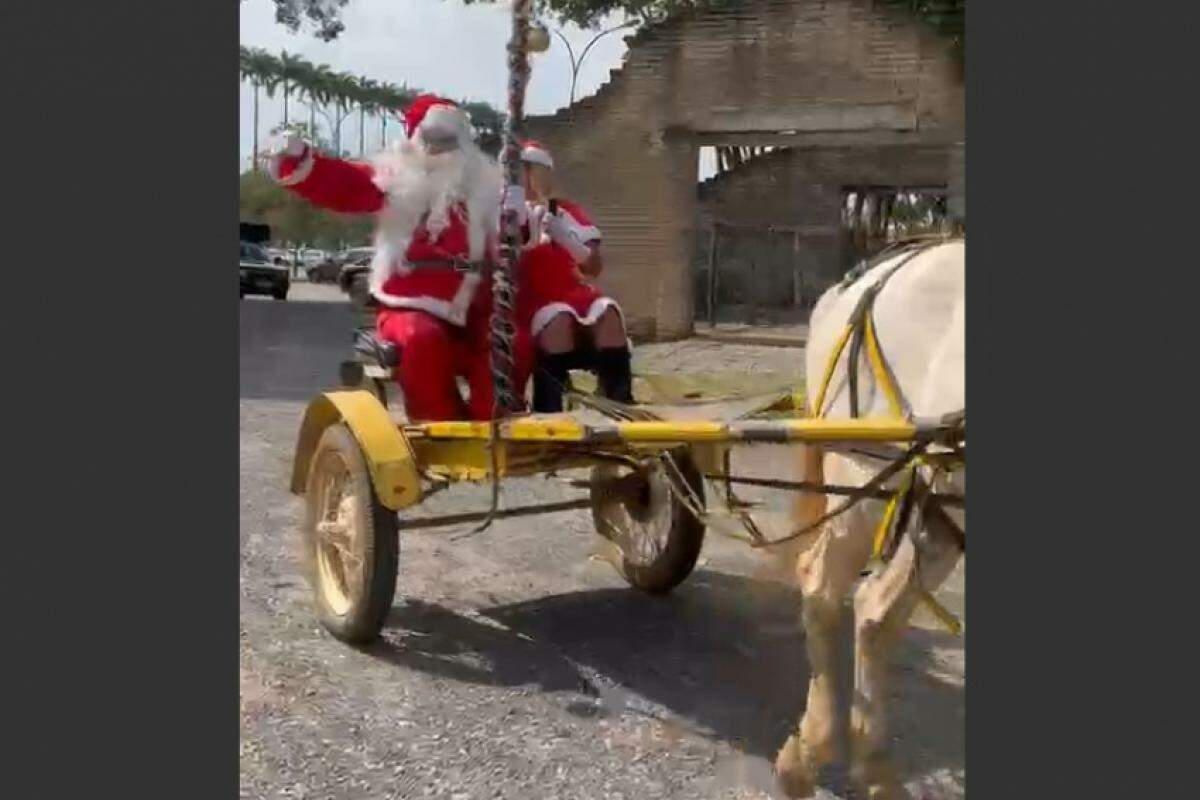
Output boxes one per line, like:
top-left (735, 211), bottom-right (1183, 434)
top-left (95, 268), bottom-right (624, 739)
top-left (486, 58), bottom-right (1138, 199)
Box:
top-left (525, 21), bottom-right (551, 54)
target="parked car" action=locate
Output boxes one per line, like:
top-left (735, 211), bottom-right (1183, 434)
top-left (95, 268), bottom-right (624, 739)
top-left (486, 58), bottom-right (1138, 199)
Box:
top-left (306, 253), bottom-right (343, 283)
top-left (265, 247), bottom-right (293, 267)
top-left (298, 248), bottom-right (326, 267)
top-left (240, 240), bottom-right (290, 300)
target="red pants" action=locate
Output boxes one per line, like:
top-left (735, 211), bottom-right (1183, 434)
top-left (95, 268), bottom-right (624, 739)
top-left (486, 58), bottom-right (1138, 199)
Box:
top-left (376, 306), bottom-right (534, 421)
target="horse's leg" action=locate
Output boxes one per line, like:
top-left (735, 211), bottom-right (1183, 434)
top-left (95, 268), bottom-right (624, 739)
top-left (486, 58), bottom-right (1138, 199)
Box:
top-left (849, 515), bottom-right (962, 800)
top-left (775, 489), bottom-right (874, 798)
top-left (793, 444), bottom-right (827, 527)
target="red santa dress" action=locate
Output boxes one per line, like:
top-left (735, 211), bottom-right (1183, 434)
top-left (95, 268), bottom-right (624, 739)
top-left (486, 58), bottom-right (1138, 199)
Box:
top-left (518, 198), bottom-right (623, 338)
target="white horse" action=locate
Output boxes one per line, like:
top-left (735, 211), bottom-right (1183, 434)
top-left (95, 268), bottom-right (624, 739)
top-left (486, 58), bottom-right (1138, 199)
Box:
top-left (773, 239), bottom-right (965, 800)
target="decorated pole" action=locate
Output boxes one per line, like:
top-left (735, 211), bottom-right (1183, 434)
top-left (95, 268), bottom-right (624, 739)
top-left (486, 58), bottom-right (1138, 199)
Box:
top-left (466, 2), bottom-right (547, 537)
top-left (489, 0), bottom-right (535, 418)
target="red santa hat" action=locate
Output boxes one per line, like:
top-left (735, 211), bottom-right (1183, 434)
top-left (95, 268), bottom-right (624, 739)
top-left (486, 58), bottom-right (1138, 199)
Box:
top-left (403, 94), bottom-right (472, 141)
top-left (520, 139), bottom-right (555, 169)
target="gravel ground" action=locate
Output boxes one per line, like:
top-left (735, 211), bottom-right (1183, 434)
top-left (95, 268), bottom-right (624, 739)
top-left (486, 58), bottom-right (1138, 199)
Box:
top-left (240, 285), bottom-right (964, 800)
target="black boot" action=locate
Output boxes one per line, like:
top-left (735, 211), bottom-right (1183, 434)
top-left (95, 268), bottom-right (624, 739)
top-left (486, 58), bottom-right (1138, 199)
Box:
top-left (532, 351), bottom-right (575, 413)
top-left (594, 346), bottom-right (635, 405)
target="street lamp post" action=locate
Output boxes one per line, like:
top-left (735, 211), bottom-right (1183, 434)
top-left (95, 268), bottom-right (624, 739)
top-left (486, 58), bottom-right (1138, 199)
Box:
top-left (552, 20), bottom-right (638, 108)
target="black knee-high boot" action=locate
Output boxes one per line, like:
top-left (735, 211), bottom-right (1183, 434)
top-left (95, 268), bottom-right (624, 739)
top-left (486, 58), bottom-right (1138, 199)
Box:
top-left (594, 346), bottom-right (635, 405)
top-left (532, 351), bottom-right (575, 413)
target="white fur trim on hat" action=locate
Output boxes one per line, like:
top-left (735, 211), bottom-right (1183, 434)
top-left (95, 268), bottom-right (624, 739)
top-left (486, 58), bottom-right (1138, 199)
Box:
top-left (417, 103), bottom-right (472, 141)
top-left (520, 144), bottom-right (554, 169)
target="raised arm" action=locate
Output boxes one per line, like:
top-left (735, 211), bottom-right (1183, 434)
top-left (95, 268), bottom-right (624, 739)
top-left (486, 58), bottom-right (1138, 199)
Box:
top-left (546, 200), bottom-right (603, 277)
top-left (267, 138), bottom-right (386, 215)
top-left (577, 243), bottom-right (604, 278)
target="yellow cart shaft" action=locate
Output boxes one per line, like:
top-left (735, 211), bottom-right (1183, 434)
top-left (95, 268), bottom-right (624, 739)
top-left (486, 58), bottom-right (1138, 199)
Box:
top-left (410, 416), bottom-right (958, 446)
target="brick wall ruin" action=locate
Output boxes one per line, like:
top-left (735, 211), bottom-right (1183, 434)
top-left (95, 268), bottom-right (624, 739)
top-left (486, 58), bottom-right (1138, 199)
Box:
top-left (527, 0), bottom-right (965, 339)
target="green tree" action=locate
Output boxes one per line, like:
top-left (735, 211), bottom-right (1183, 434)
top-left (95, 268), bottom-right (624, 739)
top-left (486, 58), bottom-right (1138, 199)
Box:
top-left (271, 50), bottom-right (311, 126)
top-left (240, 169), bottom-right (374, 253)
top-left (239, 46), bottom-right (278, 171)
top-left (295, 60), bottom-right (332, 145)
top-left (375, 81), bottom-right (412, 149)
top-left (328, 71), bottom-right (361, 155)
top-left (302, 64), bottom-right (352, 156)
top-left (355, 76), bottom-right (380, 157)
top-left (271, 121), bottom-right (332, 153)
top-left (460, 99), bottom-right (505, 155)
top-left (267, 0), bottom-right (350, 41)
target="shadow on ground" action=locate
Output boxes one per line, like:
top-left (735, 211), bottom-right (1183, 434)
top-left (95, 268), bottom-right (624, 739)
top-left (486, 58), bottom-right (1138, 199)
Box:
top-left (366, 569), bottom-right (963, 784)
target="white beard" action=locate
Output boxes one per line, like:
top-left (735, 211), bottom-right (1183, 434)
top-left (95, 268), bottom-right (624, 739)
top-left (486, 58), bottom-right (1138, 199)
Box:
top-left (367, 137), bottom-right (502, 296)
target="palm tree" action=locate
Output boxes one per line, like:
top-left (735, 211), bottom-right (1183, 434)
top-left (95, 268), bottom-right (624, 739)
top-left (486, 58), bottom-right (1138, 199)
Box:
top-left (257, 51), bottom-right (284, 136)
top-left (355, 77), bottom-right (380, 157)
top-left (304, 67), bottom-right (354, 156)
top-left (297, 61), bottom-right (333, 150)
top-left (376, 82), bottom-right (414, 149)
top-left (330, 72), bottom-right (361, 156)
top-left (241, 47), bottom-right (506, 162)
top-left (276, 50), bottom-right (310, 127)
top-left (374, 84), bottom-right (392, 150)
top-left (461, 99), bottom-right (505, 156)
top-left (239, 46), bottom-right (271, 171)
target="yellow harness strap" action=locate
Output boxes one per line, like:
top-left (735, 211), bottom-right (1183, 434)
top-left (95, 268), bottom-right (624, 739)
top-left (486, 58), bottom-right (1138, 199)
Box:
top-left (810, 293), bottom-right (904, 420)
top-left (863, 312), bottom-right (906, 419)
top-left (872, 464), bottom-right (914, 560)
top-left (811, 322), bottom-right (854, 420)
top-left (917, 587), bottom-right (963, 636)
top-left (809, 247), bottom-right (964, 637)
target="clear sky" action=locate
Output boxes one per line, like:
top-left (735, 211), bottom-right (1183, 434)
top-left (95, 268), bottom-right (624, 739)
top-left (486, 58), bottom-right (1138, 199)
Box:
top-left (239, 0), bottom-right (631, 169)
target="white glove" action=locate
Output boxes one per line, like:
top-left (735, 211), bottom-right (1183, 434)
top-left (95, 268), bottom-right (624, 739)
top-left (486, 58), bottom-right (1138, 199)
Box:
top-left (267, 135), bottom-right (308, 159)
top-left (265, 136), bottom-right (310, 182)
top-left (501, 185), bottom-right (528, 226)
top-left (545, 212), bottom-right (592, 264)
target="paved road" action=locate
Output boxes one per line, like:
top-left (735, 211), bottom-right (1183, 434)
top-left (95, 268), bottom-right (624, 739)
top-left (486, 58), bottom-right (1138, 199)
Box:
top-left (240, 285), bottom-right (964, 800)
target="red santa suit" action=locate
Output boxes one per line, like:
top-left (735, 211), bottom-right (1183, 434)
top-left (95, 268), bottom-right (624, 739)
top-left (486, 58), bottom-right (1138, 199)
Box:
top-left (516, 140), bottom-right (634, 412)
top-left (269, 95), bottom-right (533, 421)
top-left (518, 198), bottom-right (624, 336)
top-left (515, 142), bottom-right (622, 337)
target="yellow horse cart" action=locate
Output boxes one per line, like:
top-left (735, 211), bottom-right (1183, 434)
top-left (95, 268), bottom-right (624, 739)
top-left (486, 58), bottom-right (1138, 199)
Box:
top-left (289, 386), bottom-right (963, 644)
top-left (288, 4), bottom-right (964, 647)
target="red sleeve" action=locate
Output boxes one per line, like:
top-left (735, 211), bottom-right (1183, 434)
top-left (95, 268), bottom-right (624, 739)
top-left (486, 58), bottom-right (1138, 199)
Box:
top-left (275, 152), bottom-right (386, 215)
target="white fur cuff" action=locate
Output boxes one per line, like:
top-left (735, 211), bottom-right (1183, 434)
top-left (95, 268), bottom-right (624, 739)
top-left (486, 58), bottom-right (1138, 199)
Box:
top-left (521, 146), bottom-right (554, 169)
top-left (275, 146), bottom-right (315, 186)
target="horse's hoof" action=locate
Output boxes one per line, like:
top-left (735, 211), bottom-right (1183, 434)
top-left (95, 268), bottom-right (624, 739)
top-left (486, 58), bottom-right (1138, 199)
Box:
top-left (864, 784), bottom-right (913, 800)
top-left (851, 761), bottom-right (913, 800)
top-left (774, 735), bottom-right (818, 799)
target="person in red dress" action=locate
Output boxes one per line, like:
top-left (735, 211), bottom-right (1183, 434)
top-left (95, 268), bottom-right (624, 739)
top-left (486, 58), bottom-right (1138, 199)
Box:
top-left (267, 94), bottom-right (534, 421)
top-left (516, 140), bottom-right (634, 413)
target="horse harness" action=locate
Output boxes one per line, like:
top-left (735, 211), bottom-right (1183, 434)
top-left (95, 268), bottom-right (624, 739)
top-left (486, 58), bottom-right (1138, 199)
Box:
top-left (810, 238), bottom-right (966, 570)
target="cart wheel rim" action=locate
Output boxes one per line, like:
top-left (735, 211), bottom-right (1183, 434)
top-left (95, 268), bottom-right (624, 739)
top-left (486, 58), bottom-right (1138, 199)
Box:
top-left (312, 449), bottom-right (365, 617)
top-left (594, 462), bottom-right (673, 567)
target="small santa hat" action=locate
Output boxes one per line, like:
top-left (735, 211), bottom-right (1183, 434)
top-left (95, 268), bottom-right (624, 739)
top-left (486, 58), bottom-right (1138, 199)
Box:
top-left (403, 94), bottom-right (471, 140)
top-left (520, 139), bottom-right (555, 169)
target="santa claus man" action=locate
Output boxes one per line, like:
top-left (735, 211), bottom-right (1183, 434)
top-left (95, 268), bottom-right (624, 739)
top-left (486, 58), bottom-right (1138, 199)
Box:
top-left (267, 94), bottom-right (534, 421)
top-left (517, 140), bottom-right (633, 413)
